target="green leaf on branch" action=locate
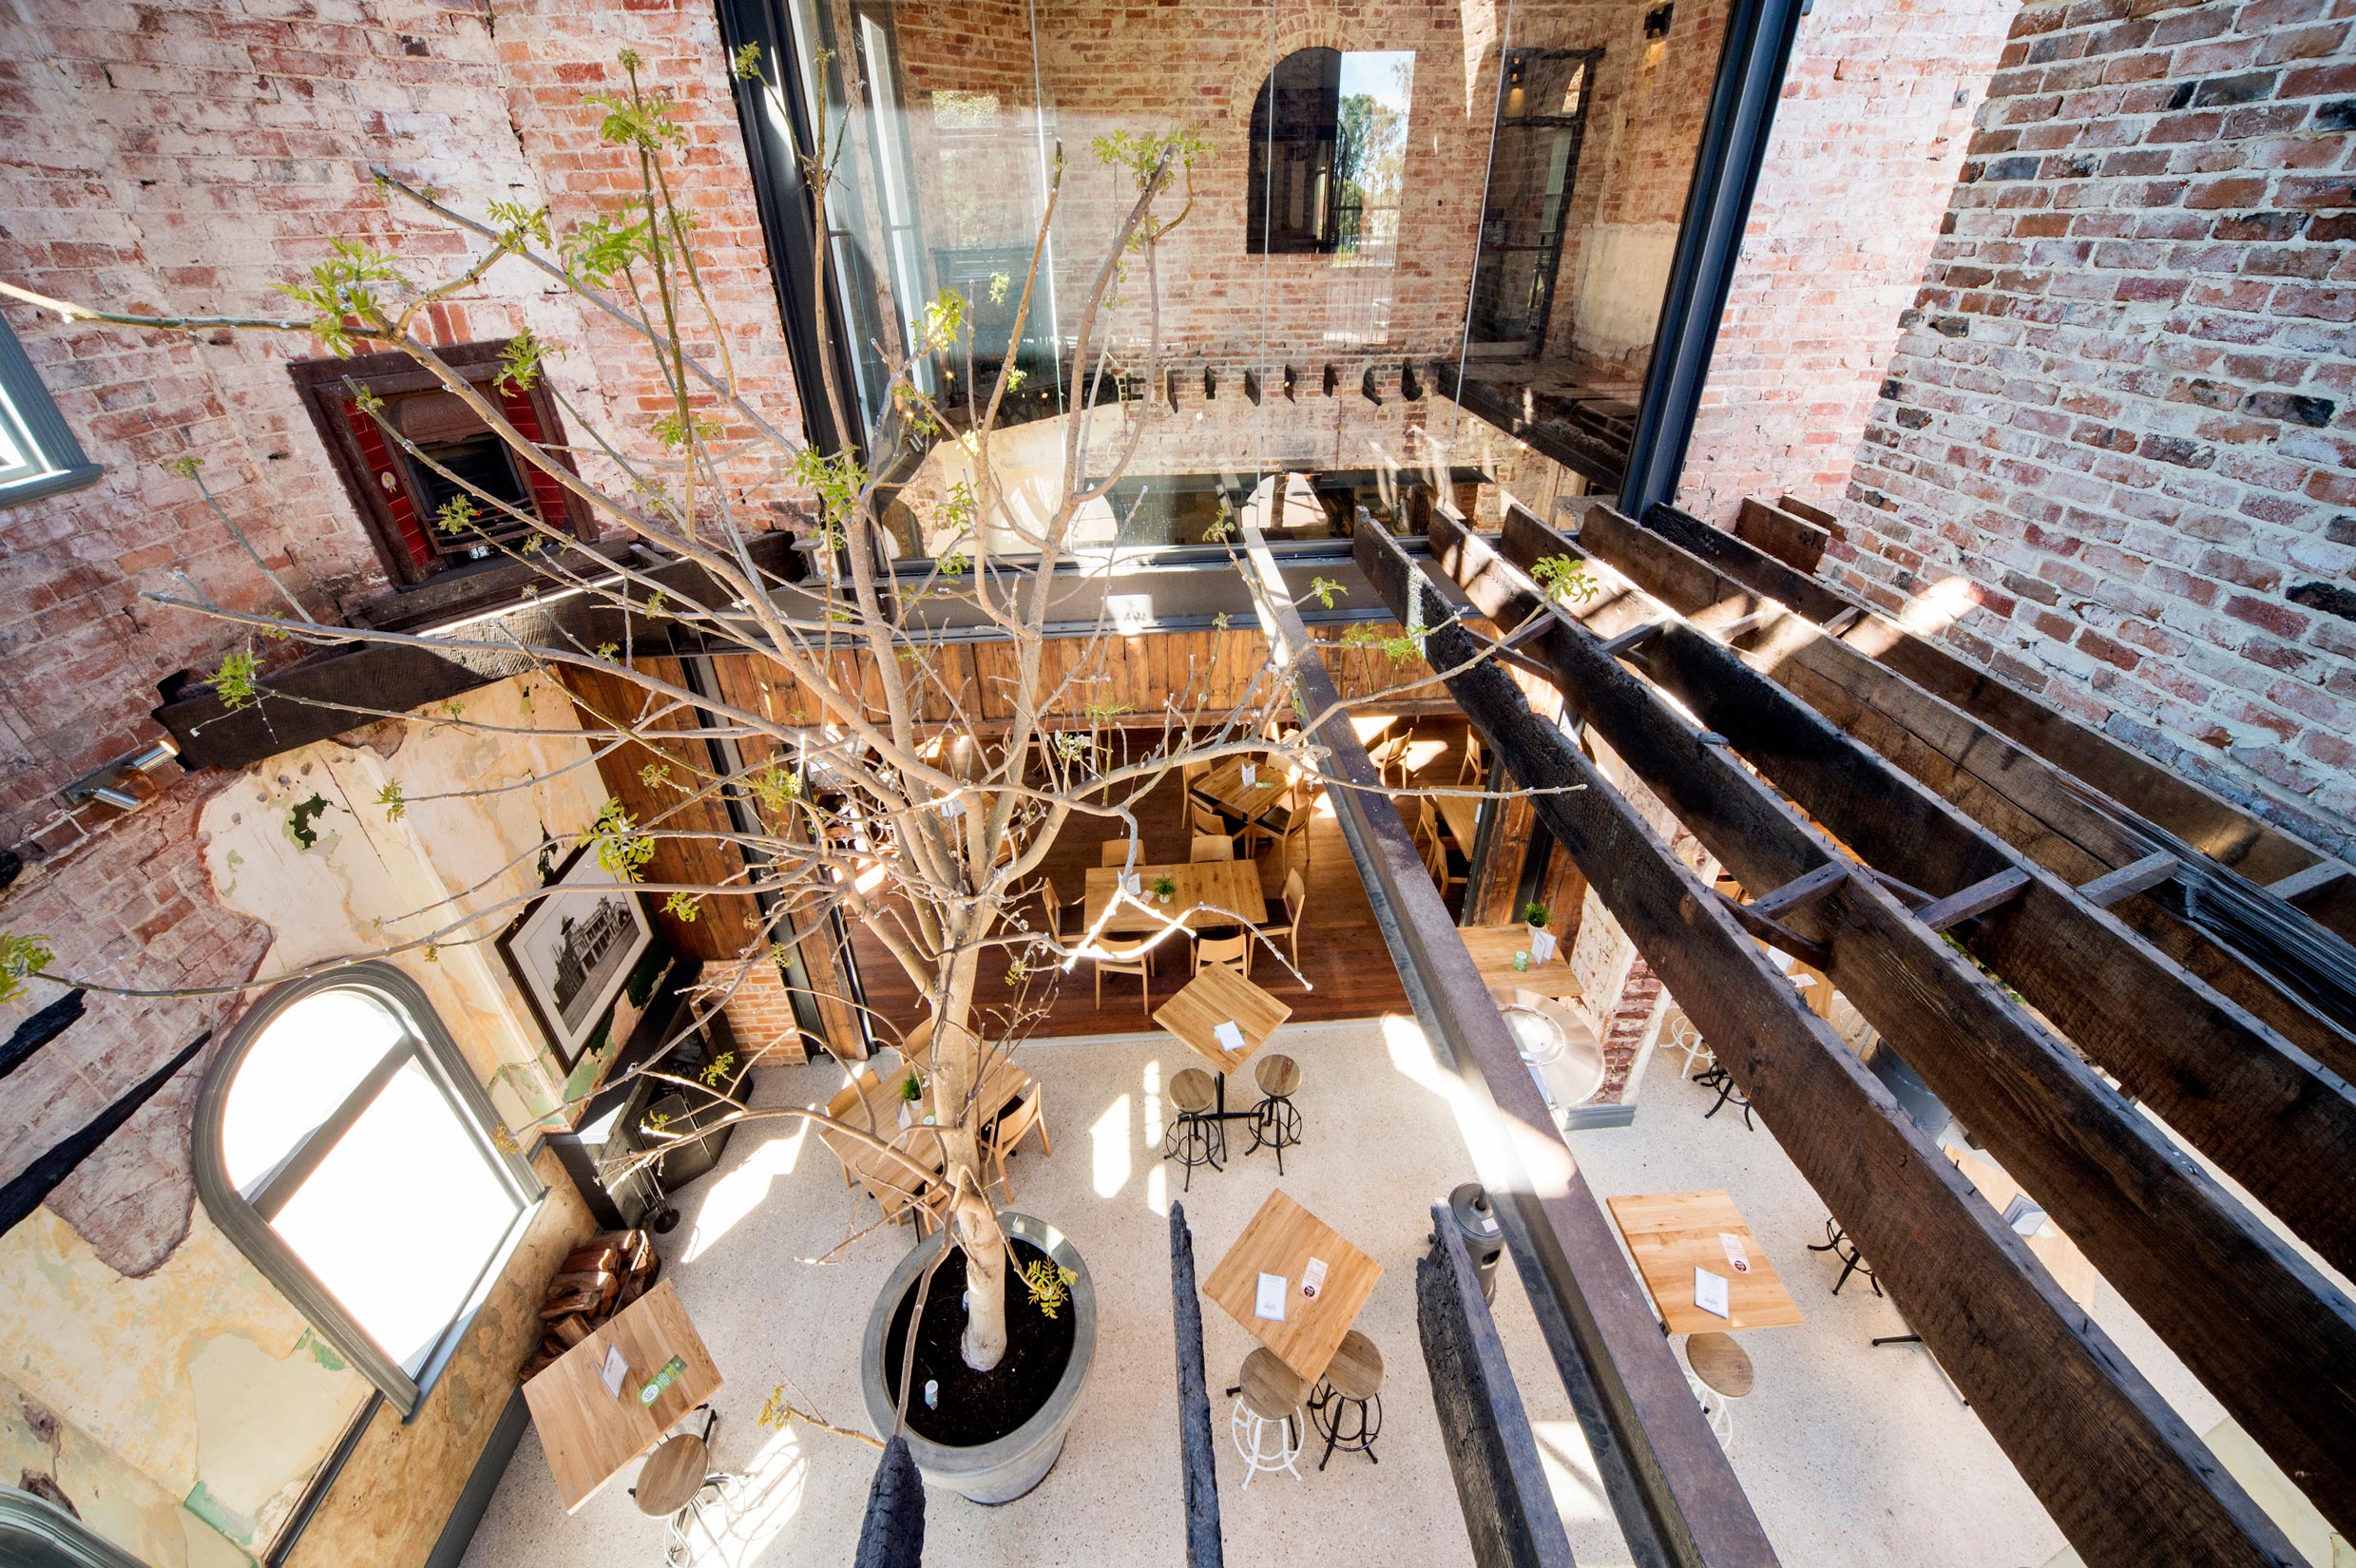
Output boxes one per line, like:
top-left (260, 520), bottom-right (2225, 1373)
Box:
top-left (1307, 576), bottom-right (1346, 609)
top-left (729, 42), bottom-right (764, 80)
top-left (1531, 554), bottom-right (1599, 606)
top-left (436, 495), bottom-right (479, 536)
top-left (638, 762), bottom-right (672, 791)
top-left (376, 780), bottom-right (406, 821)
top-left (212, 649), bottom-right (260, 710)
top-left (792, 447), bottom-right (868, 527)
top-left (0, 933), bottom-right (55, 1007)
top-left (584, 798), bottom-right (656, 882)
top-left (494, 326), bottom-right (551, 392)
top-left (485, 200), bottom-right (552, 250)
top-left (662, 890), bottom-right (700, 924)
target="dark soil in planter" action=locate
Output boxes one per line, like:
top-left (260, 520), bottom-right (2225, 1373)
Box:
top-left (883, 1237), bottom-right (1076, 1447)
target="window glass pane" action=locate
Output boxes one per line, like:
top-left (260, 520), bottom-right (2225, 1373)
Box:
top-left (271, 1058), bottom-right (521, 1372)
top-left (0, 381), bottom-right (44, 488)
top-left (220, 988), bottom-right (410, 1195)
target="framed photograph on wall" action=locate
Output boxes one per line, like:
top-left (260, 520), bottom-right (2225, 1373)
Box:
top-left (496, 844), bottom-right (655, 1071)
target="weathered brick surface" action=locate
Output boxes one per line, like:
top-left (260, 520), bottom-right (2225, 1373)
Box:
top-left (1681, 0), bottom-right (2019, 521)
top-left (0, 0), bottom-right (791, 852)
top-left (1820, 0), bottom-right (2356, 854)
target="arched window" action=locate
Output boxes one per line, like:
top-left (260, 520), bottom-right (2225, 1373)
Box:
top-left (1249, 48), bottom-right (1418, 257)
top-left (195, 966), bottom-right (542, 1416)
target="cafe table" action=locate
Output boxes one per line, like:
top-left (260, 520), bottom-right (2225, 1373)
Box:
top-left (522, 1279), bottom-right (722, 1512)
top-left (1202, 1189), bottom-right (1383, 1386)
top-left (1082, 859), bottom-right (1267, 937)
top-left (1434, 790), bottom-right (1481, 852)
top-left (1606, 1188), bottom-right (1805, 1335)
top-left (1193, 755), bottom-right (1293, 824)
top-left (1458, 922), bottom-right (1583, 1005)
top-left (1152, 963), bottom-right (1293, 1119)
top-left (817, 1053), bottom-right (1033, 1210)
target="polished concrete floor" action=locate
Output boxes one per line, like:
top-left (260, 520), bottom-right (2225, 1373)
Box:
top-left (461, 1014), bottom-right (2231, 1568)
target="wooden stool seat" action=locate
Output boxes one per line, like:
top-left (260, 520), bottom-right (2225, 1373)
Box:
top-left (1238, 1346), bottom-right (1308, 1421)
top-left (1170, 1067), bottom-right (1218, 1115)
top-left (634, 1432), bottom-right (709, 1517)
top-left (1686, 1332), bottom-right (1754, 1399)
top-left (1323, 1329), bottom-right (1384, 1401)
top-left (1255, 1053), bottom-right (1300, 1098)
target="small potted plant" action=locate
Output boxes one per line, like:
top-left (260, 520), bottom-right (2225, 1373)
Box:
top-left (1524, 901), bottom-right (1557, 964)
top-left (1153, 874), bottom-right (1178, 906)
top-left (898, 1068), bottom-right (928, 1130)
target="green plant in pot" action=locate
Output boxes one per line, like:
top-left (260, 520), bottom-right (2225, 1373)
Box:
top-left (1152, 875), bottom-right (1177, 905)
top-left (1524, 901), bottom-right (1558, 963)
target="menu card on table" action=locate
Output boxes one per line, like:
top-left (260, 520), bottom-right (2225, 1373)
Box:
top-left (1255, 1272), bottom-right (1289, 1321)
top-left (1213, 1020), bottom-right (1247, 1056)
top-left (1694, 1267), bottom-right (1732, 1320)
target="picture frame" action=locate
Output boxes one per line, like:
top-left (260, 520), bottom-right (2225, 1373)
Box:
top-left (495, 843), bottom-right (656, 1071)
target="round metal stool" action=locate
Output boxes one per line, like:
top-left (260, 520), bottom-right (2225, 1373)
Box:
top-left (1230, 1347), bottom-right (1307, 1486)
top-left (1247, 1053), bottom-right (1302, 1174)
top-left (1163, 1067), bottom-right (1224, 1191)
top-left (1685, 1333), bottom-right (1753, 1452)
top-left (632, 1410), bottom-right (735, 1566)
top-left (1308, 1329), bottom-right (1384, 1469)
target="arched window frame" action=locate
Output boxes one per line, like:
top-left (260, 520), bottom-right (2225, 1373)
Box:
top-left (1248, 48), bottom-right (1346, 256)
top-left (0, 1486), bottom-right (151, 1568)
top-left (194, 964), bottom-right (544, 1418)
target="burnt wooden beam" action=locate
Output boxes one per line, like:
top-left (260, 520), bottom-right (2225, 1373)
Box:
top-left (1203, 366), bottom-right (1217, 401)
top-left (2269, 861), bottom-right (2349, 905)
top-left (2078, 851), bottom-right (2180, 908)
top-left (1363, 524), bottom-right (2305, 1568)
top-left (1243, 368), bottom-right (1262, 406)
top-left (1165, 367), bottom-right (1181, 412)
top-left (0, 990), bottom-right (86, 1081)
top-left (1732, 498), bottom-right (1829, 574)
top-left (1169, 1204), bottom-right (1224, 1568)
top-left (1241, 519), bottom-right (1777, 1568)
top-left (1916, 868), bottom-right (2031, 932)
top-left (1714, 890), bottom-right (1829, 967)
top-left (1450, 511), bottom-right (2356, 1536)
top-left (1361, 367), bottom-right (1384, 407)
top-left (1575, 505), bottom-right (2356, 1093)
top-left (1748, 863), bottom-right (1849, 919)
top-left (1401, 360), bottom-right (1426, 401)
top-left (1282, 363), bottom-right (1298, 403)
top-left (1, 1032), bottom-right (208, 1237)
top-left (1597, 621), bottom-right (1665, 660)
top-left (1322, 363), bottom-right (1338, 397)
top-left (1418, 1210), bottom-right (1576, 1568)
top-left (1638, 502), bottom-right (2356, 939)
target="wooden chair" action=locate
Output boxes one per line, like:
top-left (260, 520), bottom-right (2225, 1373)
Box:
top-left (1457, 727), bottom-right (1486, 786)
top-left (1191, 833), bottom-right (1236, 863)
top-left (1040, 878), bottom-right (1070, 940)
top-left (1259, 867), bottom-right (1307, 971)
top-left (1178, 758), bottom-right (1213, 827)
top-left (1416, 798), bottom-right (1467, 897)
top-left (1093, 935), bottom-right (1154, 1018)
top-left (897, 1016), bottom-right (935, 1073)
top-left (1190, 801), bottom-right (1239, 851)
top-left (1101, 839), bottom-right (1136, 868)
top-left (1367, 732), bottom-right (1410, 788)
top-left (984, 1088), bottom-right (1051, 1201)
top-left (868, 1165), bottom-right (951, 1238)
top-left (1195, 932), bottom-right (1252, 979)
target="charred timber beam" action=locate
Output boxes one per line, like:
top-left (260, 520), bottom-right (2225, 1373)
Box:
top-left (1712, 891), bottom-right (1829, 968)
top-left (1369, 522), bottom-right (2316, 1565)
top-left (1448, 512), bottom-right (2356, 1537)
top-left (1241, 519), bottom-right (1776, 1568)
top-left (2078, 851), bottom-right (2180, 909)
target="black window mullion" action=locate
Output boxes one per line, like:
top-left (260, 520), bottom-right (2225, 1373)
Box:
top-left (249, 1043), bottom-right (415, 1222)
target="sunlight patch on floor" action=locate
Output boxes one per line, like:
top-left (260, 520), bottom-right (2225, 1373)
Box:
top-left (677, 1422), bottom-right (810, 1566)
top-left (1091, 1092), bottom-right (1133, 1198)
top-left (685, 1119), bottom-right (812, 1265)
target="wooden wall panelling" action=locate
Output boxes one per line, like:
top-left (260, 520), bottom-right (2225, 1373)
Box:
top-left (1359, 526), bottom-right (2305, 1568)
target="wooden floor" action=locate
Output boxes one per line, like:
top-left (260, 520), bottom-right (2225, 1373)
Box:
top-left (841, 719), bottom-right (1475, 1043)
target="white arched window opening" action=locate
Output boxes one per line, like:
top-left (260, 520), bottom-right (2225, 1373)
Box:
top-left (196, 966), bottom-right (542, 1415)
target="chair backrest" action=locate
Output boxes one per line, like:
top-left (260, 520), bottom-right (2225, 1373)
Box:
top-left (1182, 758), bottom-right (1211, 785)
top-left (1041, 878), bottom-right (1064, 930)
top-left (1190, 803), bottom-right (1230, 837)
top-left (1100, 839), bottom-right (1133, 867)
top-left (1283, 867), bottom-right (1306, 921)
top-left (991, 1089), bottom-right (1043, 1152)
top-left (900, 1017), bottom-right (934, 1069)
top-left (1415, 795), bottom-right (1437, 839)
top-left (827, 1067), bottom-right (881, 1119)
top-left (1197, 933), bottom-right (1251, 975)
top-left (1461, 729), bottom-right (1486, 781)
top-left (1191, 834), bottom-right (1236, 862)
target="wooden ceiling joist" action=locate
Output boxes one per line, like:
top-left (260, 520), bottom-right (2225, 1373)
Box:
top-left (1432, 511), bottom-right (2356, 1538)
top-left (1356, 524), bottom-right (2310, 1568)
top-left (1574, 506), bottom-right (2356, 1105)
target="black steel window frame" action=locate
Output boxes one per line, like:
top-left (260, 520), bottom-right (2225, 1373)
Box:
top-left (192, 963), bottom-right (545, 1418)
top-left (0, 315), bottom-right (102, 508)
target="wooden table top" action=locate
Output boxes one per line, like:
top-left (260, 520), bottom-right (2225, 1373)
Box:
top-left (1203, 1190), bottom-right (1383, 1386)
top-left (1154, 965), bottom-right (1293, 1075)
top-left (522, 1279), bottom-right (723, 1513)
top-left (1435, 791), bottom-right (1481, 851)
top-left (1945, 1143), bottom-right (2098, 1310)
top-left (1083, 859), bottom-right (1267, 936)
top-left (1606, 1189), bottom-right (1804, 1335)
top-left (817, 1055), bottom-right (1033, 1203)
top-left (1458, 923), bottom-right (1582, 1003)
top-left (1195, 755), bottom-right (1293, 822)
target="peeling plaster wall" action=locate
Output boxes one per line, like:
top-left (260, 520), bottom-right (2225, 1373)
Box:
top-left (0, 674), bottom-right (604, 1566)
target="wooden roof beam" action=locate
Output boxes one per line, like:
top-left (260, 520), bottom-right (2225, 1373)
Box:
top-left (1357, 524), bottom-right (2303, 1568)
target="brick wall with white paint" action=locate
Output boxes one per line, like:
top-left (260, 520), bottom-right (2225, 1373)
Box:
top-left (1823, 0), bottom-right (2356, 855)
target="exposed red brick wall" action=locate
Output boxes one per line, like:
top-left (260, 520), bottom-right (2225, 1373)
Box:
top-left (0, 0), bottom-right (793, 854)
top-left (1679, 0), bottom-right (2018, 524)
top-left (1823, 0), bottom-right (2356, 854)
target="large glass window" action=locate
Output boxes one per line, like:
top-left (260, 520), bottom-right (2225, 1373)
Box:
top-left (0, 316), bottom-right (101, 508)
top-left (196, 966), bottom-right (541, 1415)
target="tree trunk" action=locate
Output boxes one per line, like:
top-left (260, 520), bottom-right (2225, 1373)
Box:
top-left (930, 953), bottom-right (1009, 1372)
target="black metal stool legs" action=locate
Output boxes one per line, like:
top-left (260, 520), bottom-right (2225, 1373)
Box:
top-left (1247, 1092), bottom-right (1302, 1174)
top-left (1163, 1108), bottom-right (1224, 1191)
top-left (1807, 1217), bottom-right (1881, 1297)
top-left (1307, 1382), bottom-right (1382, 1469)
top-left (1694, 1063), bottom-right (1755, 1130)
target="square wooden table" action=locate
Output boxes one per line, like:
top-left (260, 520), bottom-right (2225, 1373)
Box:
top-left (1194, 755), bottom-right (1293, 823)
top-left (1154, 964), bottom-right (1293, 1116)
top-left (817, 1054), bottom-right (1033, 1209)
top-left (1605, 1189), bottom-right (1804, 1335)
top-left (1202, 1190), bottom-right (1383, 1386)
top-left (1459, 923), bottom-right (1583, 1004)
top-left (1083, 859), bottom-right (1267, 937)
top-left (522, 1279), bottom-right (723, 1512)
top-left (1434, 791), bottom-right (1481, 851)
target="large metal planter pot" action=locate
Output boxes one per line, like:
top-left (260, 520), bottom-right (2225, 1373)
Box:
top-left (858, 1212), bottom-right (1095, 1505)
